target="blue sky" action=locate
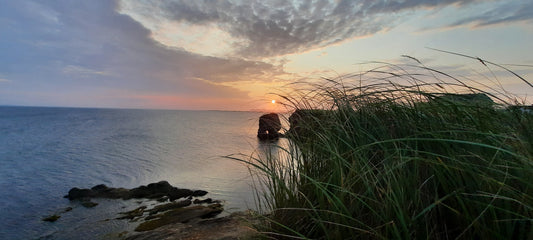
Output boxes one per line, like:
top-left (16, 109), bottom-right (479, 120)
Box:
top-left (1, 0), bottom-right (532, 111)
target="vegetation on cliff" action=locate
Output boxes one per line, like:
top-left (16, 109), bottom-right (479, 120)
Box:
top-left (237, 54), bottom-right (533, 239)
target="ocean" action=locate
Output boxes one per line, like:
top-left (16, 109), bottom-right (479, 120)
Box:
top-left (0, 106), bottom-right (272, 239)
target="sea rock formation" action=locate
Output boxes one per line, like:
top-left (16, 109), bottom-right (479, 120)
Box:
top-left (287, 109), bottom-right (331, 139)
top-left (64, 181), bottom-right (207, 201)
top-left (257, 113), bottom-right (282, 140)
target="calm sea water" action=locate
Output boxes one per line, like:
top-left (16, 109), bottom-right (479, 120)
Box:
top-left (0, 106), bottom-right (271, 239)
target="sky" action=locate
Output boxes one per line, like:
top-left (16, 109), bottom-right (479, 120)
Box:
top-left (1, 0), bottom-right (532, 111)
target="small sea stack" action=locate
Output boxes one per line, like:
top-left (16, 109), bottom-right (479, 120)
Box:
top-left (257, 113), bottom-right (282, 140)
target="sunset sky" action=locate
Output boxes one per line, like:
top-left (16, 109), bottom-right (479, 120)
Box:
top-left (1, 0), bottom-right (532, 111)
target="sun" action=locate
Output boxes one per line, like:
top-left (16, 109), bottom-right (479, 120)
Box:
top-left (271, 100), bottom-right (276, 104)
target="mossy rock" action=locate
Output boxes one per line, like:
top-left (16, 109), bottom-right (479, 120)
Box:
top-left (148, 199), bottom-right (191, 215)
top-left (81, 201), bottom-right (98, 208)
top-left (117, 206), bottom-right (147, 220)
top-left (135, 204), bottom-right (223, 232)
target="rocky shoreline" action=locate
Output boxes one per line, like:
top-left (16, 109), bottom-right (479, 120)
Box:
top-left (45, 181), bottom-right (262, 239)
top-left (125, 211), bottom-right (261, 240)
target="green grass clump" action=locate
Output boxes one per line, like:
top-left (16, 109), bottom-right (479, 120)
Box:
top-left (237, 55), bottom-right (533, 239)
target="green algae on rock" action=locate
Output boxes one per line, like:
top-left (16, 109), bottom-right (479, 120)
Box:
top-left (135, 204), bottom-right (224, 232)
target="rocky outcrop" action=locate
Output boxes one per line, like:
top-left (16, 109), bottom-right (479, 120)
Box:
top-left (147, 200), bottom-right (193, 215)
top-left (45, 181), bottom-right (265, 239)
top-left (125, 211), bottom-right (261, 240)
top-left (134, 204), bottom-right (224, 232)
top-left (257, 113), bottom-right (282, 140)
top-left (64, 181), bottom-right (207, 201)
top-left (60, 181), bottom-right (231, 236)
top-left (287, 109), bottom-right (331, 139)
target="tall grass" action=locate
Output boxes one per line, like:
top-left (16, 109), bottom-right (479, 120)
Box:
top-left (235, 55), bottom-right (533, 239)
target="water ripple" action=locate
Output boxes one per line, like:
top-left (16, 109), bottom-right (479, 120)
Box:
top-left (0, 107), bottom-right (263, 239)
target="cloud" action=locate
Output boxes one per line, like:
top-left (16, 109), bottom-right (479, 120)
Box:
top-left (62, 65), bottom-right (111, 76)
top-left (118, 0), bottom-right (487, 59)
top-left (1, 0), bottom-right (529, 109)
top-left (0, 0), bottom-right (288, 109)
top-left (445, 1), bottom-right (533, 28)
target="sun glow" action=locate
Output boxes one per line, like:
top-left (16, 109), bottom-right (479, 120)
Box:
top-left (271, 100), bottom-right (276, 104)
